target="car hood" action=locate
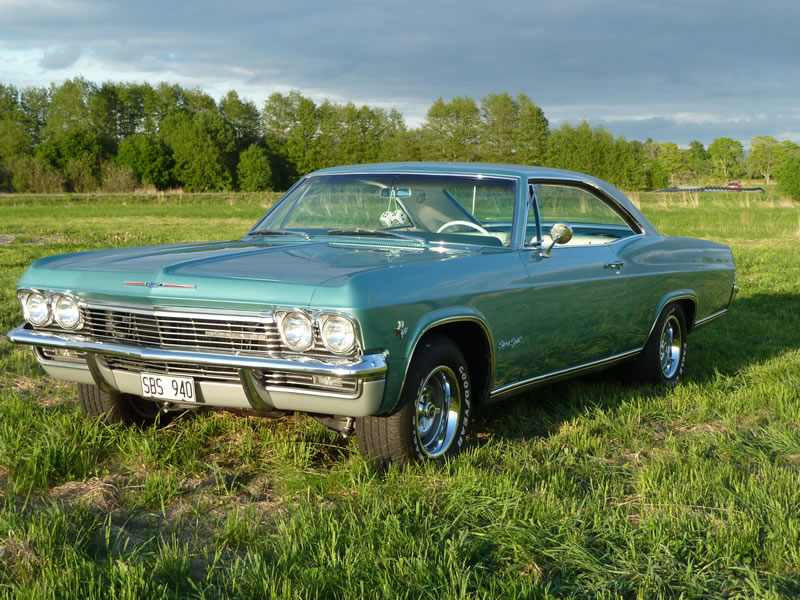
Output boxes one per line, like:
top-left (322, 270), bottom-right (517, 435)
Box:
top-left (18, 238), bottom-right (482, 310)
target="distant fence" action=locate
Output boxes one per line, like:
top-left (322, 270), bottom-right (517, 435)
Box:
top-left (652, 186), bottom-right (765, 193)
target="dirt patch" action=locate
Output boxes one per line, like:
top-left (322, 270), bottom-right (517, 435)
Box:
top-left (0, 533), bottom-right (39, 580)
top-left (49, 477), bottom-right (120, 511)
top-left (0, 234), bottom-right (65, 246)
top-left (10, 376), bottom-right (74, 408)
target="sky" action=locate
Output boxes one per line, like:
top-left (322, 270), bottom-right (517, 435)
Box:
top-left (1, 0), bottom-right (798, 148)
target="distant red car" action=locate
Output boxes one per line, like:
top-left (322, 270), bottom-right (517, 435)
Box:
top-left (726, 182), bottom-right (742, 190)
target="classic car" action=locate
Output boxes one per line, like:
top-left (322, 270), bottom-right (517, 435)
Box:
top-left (7, 162), bottom-right (738, 464)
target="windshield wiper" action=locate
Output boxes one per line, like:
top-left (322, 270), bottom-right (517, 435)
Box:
top-left (249, 228), bottom-right (311, 240)
top-left (327, 228), bottom-right (425, 244)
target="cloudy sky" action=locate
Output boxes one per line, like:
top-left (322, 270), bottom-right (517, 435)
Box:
top-left (1, 0), bottom-right (798, 147)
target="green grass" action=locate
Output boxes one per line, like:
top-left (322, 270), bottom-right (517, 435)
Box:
top-left (0, 191), bottom-right (799, 598)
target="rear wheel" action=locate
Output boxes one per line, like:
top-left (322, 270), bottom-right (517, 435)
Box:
top-left (77, 383), bottom-right (169, 426)
top-left (634, 304), bottom-right (687, 385)
top-left (357, 334), bottom-right (471, 465)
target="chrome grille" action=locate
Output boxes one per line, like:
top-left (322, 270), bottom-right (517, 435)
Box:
top-left (83, 307), bottom-right (280, 355)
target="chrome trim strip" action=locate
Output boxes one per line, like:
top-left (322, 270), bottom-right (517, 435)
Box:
top-left (647, 293), bottom-right (697, 338)
top-left (83, 300), bottom-right (274, 323)
top-left (525, 232), bottom-right (646, 251)
top-left (693, 308), bottom-right (728, 329)
top-left (524, 178), bottom-right (646, 240)
top-left (304, 170), bottom-right (520, 182)
top-left (6, 324), bottom-right (387, 379)
top-left (490, 348), bottom-right (641, 398)
top-left (262, 383), bottom-right (360, 400)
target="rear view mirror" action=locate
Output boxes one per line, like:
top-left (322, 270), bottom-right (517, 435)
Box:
top-left (542, 222), bottom-right (574, 257)
top-left (379, 188), bottom-right (412, 198)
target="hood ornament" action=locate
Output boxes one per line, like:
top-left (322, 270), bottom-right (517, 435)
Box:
top-left (123, 281), bottom-right (197, 289)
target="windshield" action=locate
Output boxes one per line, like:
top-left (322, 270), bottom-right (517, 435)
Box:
top-left (252, 173), bottom-right (517, 247)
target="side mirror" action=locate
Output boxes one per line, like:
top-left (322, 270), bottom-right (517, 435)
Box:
top-left (542, 223), bottom-right (573, 257)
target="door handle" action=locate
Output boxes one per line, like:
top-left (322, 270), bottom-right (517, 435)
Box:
top-left (605, 262), bottom-right (624, 271)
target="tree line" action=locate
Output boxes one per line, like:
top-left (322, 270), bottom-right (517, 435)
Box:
top-left (1, 78), bottom-right (800, 197)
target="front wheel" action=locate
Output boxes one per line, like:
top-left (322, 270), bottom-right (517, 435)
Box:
top-left (357, 334), bottom-right (471, 465)
top-left (634, 303), bottom-right (687, 385)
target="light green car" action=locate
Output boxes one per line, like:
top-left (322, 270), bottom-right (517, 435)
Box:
top-left (7, 163), bottom-right (738, 464)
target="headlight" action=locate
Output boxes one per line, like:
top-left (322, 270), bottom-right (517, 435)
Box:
top-left (320, 314), bottom-right (356, 354)
top-left (278, 311), bottom-right (314, 351)
top-left (53, 294), bottom-right (83, 330)
top-left (24, 292), bottom-right (51, 327)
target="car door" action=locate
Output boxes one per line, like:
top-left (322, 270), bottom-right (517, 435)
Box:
top-left (521, 181), bottom-right (639, 378)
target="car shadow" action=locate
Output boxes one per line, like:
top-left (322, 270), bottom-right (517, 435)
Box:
top-left (473, 291), bottom-right (800, 443)
top-left (683, 292), bottom-right (800, 384)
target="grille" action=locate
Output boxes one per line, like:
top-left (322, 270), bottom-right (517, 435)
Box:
top-left (73, 305), bottom-right (338, 357)
top-left (83, 307), bottom-right (279, 355)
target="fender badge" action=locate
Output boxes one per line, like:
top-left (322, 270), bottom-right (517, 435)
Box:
top-left (123, 281), bottom-right (197, 289)
top-left (394, 320), bottom-right (408, 339)
top-left (498, 336), bottom-right (523, 350)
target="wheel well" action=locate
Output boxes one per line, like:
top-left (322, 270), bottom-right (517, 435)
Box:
top-left (676, 298), bottom-right (697, 332)
top-left (416, 321), bottom-right (492, 404)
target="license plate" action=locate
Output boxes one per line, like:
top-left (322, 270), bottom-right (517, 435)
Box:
top-left (140, 373), bottom-right (196, 402)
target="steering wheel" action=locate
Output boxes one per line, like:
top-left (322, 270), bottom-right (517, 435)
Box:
top-left (436, 220), bottom-right (491, 235)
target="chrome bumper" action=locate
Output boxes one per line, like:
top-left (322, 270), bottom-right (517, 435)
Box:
top-left (7, 324), bottom-right (388, 417)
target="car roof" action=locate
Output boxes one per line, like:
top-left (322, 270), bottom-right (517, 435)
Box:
top-left (314, 161), bottom-right (590, 180)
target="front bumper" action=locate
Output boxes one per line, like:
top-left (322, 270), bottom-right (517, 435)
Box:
top-left (6, 324), bottom-right (388, 417)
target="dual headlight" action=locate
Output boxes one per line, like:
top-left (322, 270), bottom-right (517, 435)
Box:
top-left (17, 290), bottom-right (84, 330)
top-left (276, 310), bottom-right (358, 355)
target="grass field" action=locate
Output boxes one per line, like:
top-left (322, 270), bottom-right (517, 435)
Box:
top-left (0, 190), bottom-right (799, 598)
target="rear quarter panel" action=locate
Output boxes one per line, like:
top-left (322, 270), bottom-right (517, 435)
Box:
top-left (616, 235), bottom-right (736, 348)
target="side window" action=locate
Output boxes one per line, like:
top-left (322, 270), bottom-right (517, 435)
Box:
top-left (527, 183), bottom-right (635, 245)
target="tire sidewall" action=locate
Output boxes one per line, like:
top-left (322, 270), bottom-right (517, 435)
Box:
top-left (407, 343), bottom-right (471, 462)
top-left (657, 304), bottom-right (687, 386)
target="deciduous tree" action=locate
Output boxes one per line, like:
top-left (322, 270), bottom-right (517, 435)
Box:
top-left (480, 92), bottom-right (517, 163)
top-left (421, 96), bottom-right (481, 162)
top-left (658, 143), bottom-right (691, 186)
top-left (219, 90), bottom-right (262, 154)
top-left (708, 137), bottom-right (743, 180)
top-left (747, 136), bottom-right (785, 185)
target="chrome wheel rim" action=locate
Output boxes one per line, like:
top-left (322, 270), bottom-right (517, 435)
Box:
top-left (659, 315), bottom-right (682, 379)
top-left (415, 366), bottom-right (461, 457)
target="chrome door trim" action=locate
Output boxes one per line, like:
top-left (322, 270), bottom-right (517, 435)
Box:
top-left (489, 348), bottom-right (641, 399)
